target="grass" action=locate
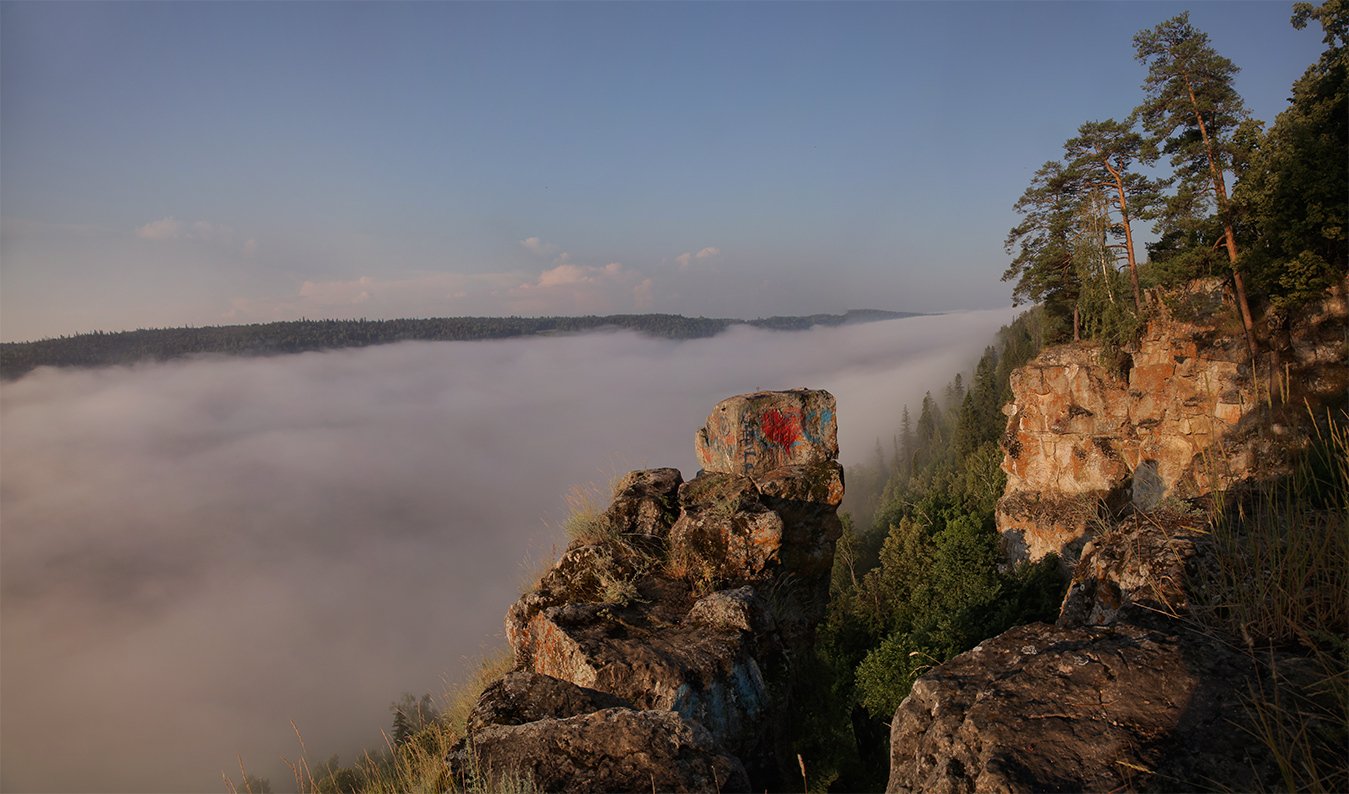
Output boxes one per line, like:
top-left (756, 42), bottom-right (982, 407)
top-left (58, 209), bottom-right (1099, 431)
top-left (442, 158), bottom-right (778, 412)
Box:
top-left (562, 483), bottom-right (617, 546)
top-left (1188, 407), bottom-right (1349, 792)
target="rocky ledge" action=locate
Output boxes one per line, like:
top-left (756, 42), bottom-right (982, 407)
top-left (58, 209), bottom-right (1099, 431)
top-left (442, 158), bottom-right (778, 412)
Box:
top-left (449, 389), bottom-right (844, 792)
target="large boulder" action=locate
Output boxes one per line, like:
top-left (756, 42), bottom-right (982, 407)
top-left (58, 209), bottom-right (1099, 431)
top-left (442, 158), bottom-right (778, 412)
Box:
top-left (696, 389), bottom-right (838, 476)
top-left (885, 622), bottom-right (1277, 794)
top-left (450, 707), bottom-right (750, 793)
top-left (465, 671), bottom-right (633, 735)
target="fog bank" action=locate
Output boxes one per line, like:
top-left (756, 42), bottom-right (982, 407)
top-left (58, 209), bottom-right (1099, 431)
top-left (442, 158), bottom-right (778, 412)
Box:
top-left (0, 309), bottom-right (1011, 792)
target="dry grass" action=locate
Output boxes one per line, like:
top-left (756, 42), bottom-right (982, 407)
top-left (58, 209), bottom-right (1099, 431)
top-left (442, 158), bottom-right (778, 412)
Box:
top-left (561, 483), bottom-right (618, 546)
top-left (1190, 407), bottom-right (1349, 792)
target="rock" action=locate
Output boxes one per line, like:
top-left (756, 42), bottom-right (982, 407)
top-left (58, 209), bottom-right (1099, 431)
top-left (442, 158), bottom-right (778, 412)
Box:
top-left (506, 543), bottom-right (646, 668)
top-left (885, 622), bottom-right (1277, 794)
top-left (997, 280), bottom-right (1264, 565)
top-left (449, 707), bottom-right (751, 793)
top-left (466, 671), bottom-right (633, 734)
top-left (604, 467), bottom-right (683, 538)
top-left (685, 586), bottom-right (772, 634)
top-left (480, 391), bottom-right (844, 791)
top-left (695, 389), bottom-right (838, 477)
top-left (1057, 509), bottom-right (1209, 630)
top-left (510, 593), bottom-right (776, 757)
top-left (667, 473), bottom-right (786, 588)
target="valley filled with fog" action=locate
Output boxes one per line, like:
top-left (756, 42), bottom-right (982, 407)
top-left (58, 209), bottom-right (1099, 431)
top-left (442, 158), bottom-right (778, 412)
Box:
top-left (0, 310), bottom-right (1010, 792)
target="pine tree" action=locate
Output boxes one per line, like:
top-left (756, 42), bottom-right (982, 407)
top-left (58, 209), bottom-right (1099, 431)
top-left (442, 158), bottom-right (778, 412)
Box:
top-left (1236, 0), bottom-right (1347, 311)
top-left (1134, 12), bottom-right (1260, 359)
top-left (1004, 160), bottom-right (1085, 341)
top-left (1062, 118), bottom-right (1165, 313)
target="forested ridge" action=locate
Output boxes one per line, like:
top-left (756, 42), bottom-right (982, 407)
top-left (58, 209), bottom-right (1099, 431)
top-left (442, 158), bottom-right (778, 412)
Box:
top-left (0, 309), bottom-right (916, 380)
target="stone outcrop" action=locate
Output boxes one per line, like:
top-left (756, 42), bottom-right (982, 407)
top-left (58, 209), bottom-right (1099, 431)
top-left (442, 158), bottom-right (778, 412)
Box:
top-left (696, 389), bottom-right (838, 476)
top-left (998, 277), bottom-right (1348, 564)
top-left (885, 510), bottom-right (1292, 793)
top-left (886, 278), bottom-right (1349, 794)
top-left (453, 707), bottom-right (751, 793)
top-left (452, 390), bottom-right (843, 792)
top-left (885, 621), bottom-right (1278, 793)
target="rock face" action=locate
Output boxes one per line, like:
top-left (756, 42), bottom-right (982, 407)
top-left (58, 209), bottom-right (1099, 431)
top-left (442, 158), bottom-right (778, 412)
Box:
top-left (696, 389), bottom-right (838, 476)
top-left (886, 279), bottom-right (1349, 794)
top-left (998, 277), bottom-right (1348, 564)
top-left (454, 707), bottom-right (751, 794)
top-left (454, 390), bottom-right (843, 792)
top-left (885, 621), bottom-right (1277, 794)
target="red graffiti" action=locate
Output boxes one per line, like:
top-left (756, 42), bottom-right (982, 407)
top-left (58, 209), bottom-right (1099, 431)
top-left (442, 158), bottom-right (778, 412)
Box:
top-left (760, 408), bottom-right (801, 448)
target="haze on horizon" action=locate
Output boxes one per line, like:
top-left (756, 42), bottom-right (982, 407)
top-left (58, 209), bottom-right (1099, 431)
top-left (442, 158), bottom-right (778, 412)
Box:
top-left (0, 1), bottom-right (1321, 342)
top-left (2, 311), bottom-right (1010, 792)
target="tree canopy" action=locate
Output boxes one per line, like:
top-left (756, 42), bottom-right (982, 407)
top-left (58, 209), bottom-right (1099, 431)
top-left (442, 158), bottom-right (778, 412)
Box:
top-left (1006, 4), bottom-right (1347, 352)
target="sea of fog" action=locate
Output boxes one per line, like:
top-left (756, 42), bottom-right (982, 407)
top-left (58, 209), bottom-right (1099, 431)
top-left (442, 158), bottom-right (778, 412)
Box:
top-left (0, 309), bottom-right (1012, 793)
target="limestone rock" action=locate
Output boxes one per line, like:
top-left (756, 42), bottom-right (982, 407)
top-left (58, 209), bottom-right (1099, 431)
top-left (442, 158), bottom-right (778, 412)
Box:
top-left (1057, 509), bottom-right (1210, 629)
top-left (667, 473), bottom-right (786, 588)
top-left (465, 671), bottom-right (633, 734)
top-left (604, 467), bottom-right (682, 538)
top-left (450, 707), bottom-right (750, 793)
top-left (885, 622), bottom-right (1276, 794)
top-left (510, 588), bottom-right (777, 758)
top-left (997, 280), bottom-right (1263, 565)
top-left (685, 585), bottom-right (772, 635)
top-left (695, 389), bottom-right (838, 476)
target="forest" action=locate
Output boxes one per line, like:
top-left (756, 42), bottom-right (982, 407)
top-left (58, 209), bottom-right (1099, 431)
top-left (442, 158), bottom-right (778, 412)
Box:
top-left (0, 309), bottom-right (916, 381)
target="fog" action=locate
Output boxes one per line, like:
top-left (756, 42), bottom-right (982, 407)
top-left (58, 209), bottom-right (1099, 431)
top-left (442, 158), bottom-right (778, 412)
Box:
top-left (0, 310), bottom-right (1011, 792)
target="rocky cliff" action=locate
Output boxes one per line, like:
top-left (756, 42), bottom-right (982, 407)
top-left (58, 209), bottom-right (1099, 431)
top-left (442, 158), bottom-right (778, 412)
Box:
top-left (450, 389), bottom-right (844, 792)
top-left (998, 277), bottom-right (1348, 565)
top-left (886, 279), bottom-right (1348, 793)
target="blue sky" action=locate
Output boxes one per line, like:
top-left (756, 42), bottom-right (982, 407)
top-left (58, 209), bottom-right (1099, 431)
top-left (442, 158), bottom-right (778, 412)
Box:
top-left (0, 1), bottom-right (1324, 341)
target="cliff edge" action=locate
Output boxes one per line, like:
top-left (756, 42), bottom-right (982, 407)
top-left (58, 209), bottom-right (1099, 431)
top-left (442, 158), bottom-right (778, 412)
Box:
top-left (449, 389), bottom-right (844, 792)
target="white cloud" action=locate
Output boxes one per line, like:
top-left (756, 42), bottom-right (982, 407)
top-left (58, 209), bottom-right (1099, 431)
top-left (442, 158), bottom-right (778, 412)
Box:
top-left (633, 278), bottom-right (655, 310)
top-left (135, 217), bottom-right (184, 240)
top-left (520, 236), bottom-right (559, 257)
top-left (675, 246), bottom-right (719, 270)
top-left (136, 217), bottom-right (252, 254)
top-left (523, 261), bottom-right (627, 290)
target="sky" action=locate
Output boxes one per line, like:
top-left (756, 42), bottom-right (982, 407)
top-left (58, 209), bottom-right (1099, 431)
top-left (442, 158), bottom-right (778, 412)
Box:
top-left (0, 311), bottom-right (1011, 792)
top-left (0, 1), bottom-right (1325, 342)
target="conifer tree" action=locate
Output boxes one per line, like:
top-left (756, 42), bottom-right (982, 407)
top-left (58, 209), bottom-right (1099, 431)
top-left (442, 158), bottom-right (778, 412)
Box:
top-left (1134, 12), bottom-right (1260, 358)
top-left (1004, 160), bottom-right (1085, 341)
top-left (1236, 0), bottom-right (1347, 310)
top-left (1063, 118), bottom-right (1165, 313)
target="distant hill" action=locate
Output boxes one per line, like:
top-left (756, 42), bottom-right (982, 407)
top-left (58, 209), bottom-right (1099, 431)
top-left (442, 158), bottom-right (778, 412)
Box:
top-left (0, 309), bottom-right (920, 380)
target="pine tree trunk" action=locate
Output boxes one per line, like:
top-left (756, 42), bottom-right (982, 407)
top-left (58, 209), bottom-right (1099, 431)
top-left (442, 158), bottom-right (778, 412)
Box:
top-left (1183, 74), bottom-right (1259, 362)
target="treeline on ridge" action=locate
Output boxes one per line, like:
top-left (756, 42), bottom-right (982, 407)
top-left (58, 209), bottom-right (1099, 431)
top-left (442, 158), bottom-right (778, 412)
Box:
top-left (0, 309), bottom-right (917, 380)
